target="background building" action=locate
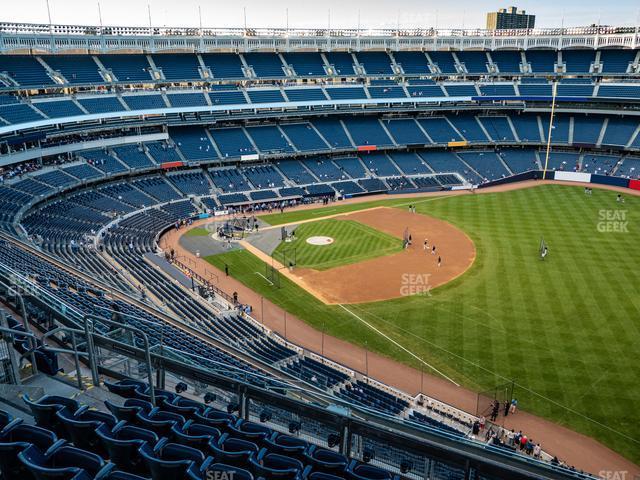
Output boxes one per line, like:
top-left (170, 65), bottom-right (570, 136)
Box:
top-left (487, 6), bottom-right (536, 30)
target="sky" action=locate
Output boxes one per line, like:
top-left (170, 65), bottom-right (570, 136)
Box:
top-left (1, 0), bottom-right (640, 30)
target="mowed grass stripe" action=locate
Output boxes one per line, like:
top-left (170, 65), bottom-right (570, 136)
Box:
top-left (208, 185), bottom-right (640, 464)
top-left (273, 219), bottom-right (403, 270)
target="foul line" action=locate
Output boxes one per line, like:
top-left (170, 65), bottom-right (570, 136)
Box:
top-left (254, 271), bottom-right (274, 285)
top-left (338, 304), bottom-right (460, 386)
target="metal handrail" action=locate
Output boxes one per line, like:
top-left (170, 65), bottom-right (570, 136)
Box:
top-left (84, 314), bottom-right (155, 405)
top-left (42, 326), bottom-right (89, 390)
top-left (0, 279), bottom-right (39, 376)
top-left (169, 256), bottom-right (234, 304)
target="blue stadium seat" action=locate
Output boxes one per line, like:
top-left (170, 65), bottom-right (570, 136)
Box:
top-left (562, 49), bottom-right (595, 73)
top-left (456, 51), bottom-right (489, 74)
top-left (201, 54), bottom-right (246, 79)
top-left (525, 50), bottom-right (557, 74)
top-left (284, 88), bottom-right (327, 102)
top-left (78, 96), bottom-right (125, 113)
top-left (122, 94), bottom-right (166, 110)
top-left (246, 126), bottom-right (294, 153)
top-left (33, 99), bottom-right (83, 118)
top-left (342, 118), bottom-right (393, 146)
top-left (263, 433), bottom-right (308, 459)
top-left (0, 103), bottom-right (45, 124)
top-left (210, 127), bottom-right (256, 158)
top-left (244, 53), bottom-right (286, 78)
top-left (345, 460), bottom-right (398, 480)
top-left (280, 124), bottom-right (328, 151)
top-left (0, 55), bottom-right (54, 86)
top-left (428, 52), bottom-right (458, 74)
top-left (311, 119), bottom-right (353, 149)
top-left (42, 55), bottom-right (103, 84)
top-left (227, 419), bottom-right (271, 443)
top-left (417, 117), bottom-right (462, 143)
top-left (478, 116), bottom-right (516, 142)
top-left (490, 51), bottom-right (522, 74)
top-left (152, 54), bottom-right (202, 81)
top-left (98, 55), bottom-right (152, 82)
top-left (0, 422), bottom-right (59, 479)
top-left (55, 406), bottom-right (117, 454)
top-left (599, 49), bottom-right (636, 73)
top-left (382, 119), bottom-right (429, 145)
top-left (139, 437), bottom-right (208, 480)
top-left (443, 84), bottom-right (477, 97)
top-left (95, 421), bottom-right (158, 475)
top-left (172, 127), bottom-right (218, 161)
top-left (23, 395), bottom-right (80, 435)
top-left (324, 53), bottom-right (356, 76)
top-left (325, 87), bottom-right (368, 100)
top-left (303, 446), bottom-right (348, 474)
top-left (355, 52), bottom-right (394, 75)
top-left (447, 115), bottom-right (488, 142)
top-left (247, 89), bottom-right (285, 104)
top-left (208, 434), bottom-right (259, 467)
top-left (171, 421), bottom-right (221, 450)
top-left (249, 448), bottom-right (305, 480)
top-left (393, 52), bottom-right (430, 74)
top-left (18, 443), bottom-right (113, 480)
top-left (134, 408), bottom-right (186, 436)
top-left (167, 93), bottom-right (208, 107)
top-left (283, 53), bottom-right (327, 76)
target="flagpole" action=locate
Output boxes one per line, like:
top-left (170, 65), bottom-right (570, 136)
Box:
top-left (542, 80), bottom-right (558, 180)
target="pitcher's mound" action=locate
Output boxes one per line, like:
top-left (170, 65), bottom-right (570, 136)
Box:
top-left (306, 236), bottom-right (334, 246)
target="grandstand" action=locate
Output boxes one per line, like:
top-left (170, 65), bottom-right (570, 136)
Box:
top-left (0, 16), bottom-right (638, 480)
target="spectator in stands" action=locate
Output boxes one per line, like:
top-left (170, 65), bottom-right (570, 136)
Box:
top-left (525, 438), bottom-right (535, 455)
top-left (513, 430), bottom-right (522, 446)
top-left (532, 443), bottom-right (540, 458)
top-left (472, 420), bottom-right (480, 436)
top-left (519, 433), bottom-right (528, 451)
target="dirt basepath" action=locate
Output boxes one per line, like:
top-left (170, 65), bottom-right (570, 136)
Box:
top-left (161, 182), bottom-right (640, 476)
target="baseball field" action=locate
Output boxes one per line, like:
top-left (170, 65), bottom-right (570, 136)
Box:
top-left (205, 184), bottom-right (640, 465)
top-left (272, 218), bottom-right (402, 270)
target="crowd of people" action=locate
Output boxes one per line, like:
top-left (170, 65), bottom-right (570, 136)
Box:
top-left (0, 159), bottom-right (41, 183)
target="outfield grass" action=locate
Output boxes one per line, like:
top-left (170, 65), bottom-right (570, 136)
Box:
top-left (184, 227), bottom-right (210, 237)
top-left (207, 185), bottom-right (640, 464)
top-left (259, 197), bottom-right (439, 226)
top-left (272, 219), bottom-right (402, 270)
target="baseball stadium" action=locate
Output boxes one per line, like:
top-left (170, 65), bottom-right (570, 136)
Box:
top-left (0, 3), bottom-right (638, 480)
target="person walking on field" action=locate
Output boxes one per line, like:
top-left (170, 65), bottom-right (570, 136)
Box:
top-left (510, 398), bottom-right (518, 415)
top-left (437, 256), bottom-right (442, 267)
top-left (431, 245), bottom-right (436, 255)
top-left (423, 239), bottom-right (428, 251)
